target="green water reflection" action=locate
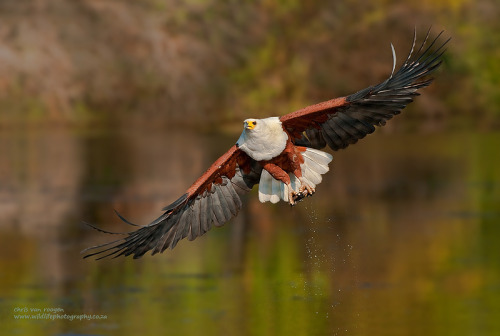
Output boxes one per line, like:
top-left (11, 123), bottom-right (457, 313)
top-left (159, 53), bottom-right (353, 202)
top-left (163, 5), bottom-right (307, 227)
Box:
top-left (1, 129), bottom-right (499, 336)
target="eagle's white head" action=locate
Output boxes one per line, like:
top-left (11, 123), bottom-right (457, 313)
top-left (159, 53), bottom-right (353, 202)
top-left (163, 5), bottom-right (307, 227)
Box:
top-left (236, 117), bottom-right (288, 161)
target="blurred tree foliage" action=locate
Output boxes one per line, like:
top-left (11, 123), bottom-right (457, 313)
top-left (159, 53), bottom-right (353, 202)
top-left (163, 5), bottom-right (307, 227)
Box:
top-left (0, 0), bottom-right (498, 129)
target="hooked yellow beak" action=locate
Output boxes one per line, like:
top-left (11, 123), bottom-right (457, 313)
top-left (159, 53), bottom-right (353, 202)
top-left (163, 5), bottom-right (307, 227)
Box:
top-left (245, 119), bottom-right (257, 130)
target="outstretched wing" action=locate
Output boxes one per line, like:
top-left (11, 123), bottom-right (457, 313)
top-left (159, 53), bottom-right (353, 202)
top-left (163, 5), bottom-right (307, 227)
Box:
top-left (280, 29), bottom-right (449, 149)
top-left (83, 145), bottom-right (261, 259)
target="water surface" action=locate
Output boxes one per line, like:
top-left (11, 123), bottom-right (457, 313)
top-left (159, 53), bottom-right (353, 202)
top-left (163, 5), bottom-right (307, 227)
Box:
top-left (1, 128), bottom-right (499, 336)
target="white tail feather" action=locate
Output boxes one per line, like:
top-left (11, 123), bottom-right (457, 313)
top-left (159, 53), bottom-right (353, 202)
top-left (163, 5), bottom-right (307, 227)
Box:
top-left (258, 170), bottom-right (273, 202)
top-left (257, 148), bottom-right (333, 204)
top-left (303, 155), bottom-right (329, 174)
top-left (280, 180), bottom-right (288, 202)
top-left (302, 148), bottom-right (333, 166)
top-left (303, 166), bottom-right (322, 186)
top-left (270, 177), bottom-right (281, 204)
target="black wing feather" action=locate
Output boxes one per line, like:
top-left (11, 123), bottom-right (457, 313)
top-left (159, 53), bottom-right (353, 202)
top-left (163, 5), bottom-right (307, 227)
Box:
top-left (83, 161), bottom-right (261, 259)
top-left (301, 30), bottom-right (449, 150)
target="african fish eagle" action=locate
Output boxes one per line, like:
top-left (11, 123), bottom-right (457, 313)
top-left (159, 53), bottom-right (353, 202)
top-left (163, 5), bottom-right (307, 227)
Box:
top-left (84, 30), bottom-right (449, 259)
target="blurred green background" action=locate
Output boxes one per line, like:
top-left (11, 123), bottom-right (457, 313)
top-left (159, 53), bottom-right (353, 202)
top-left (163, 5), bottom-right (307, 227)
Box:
top-left (1, 1), bottom-right (499, 336)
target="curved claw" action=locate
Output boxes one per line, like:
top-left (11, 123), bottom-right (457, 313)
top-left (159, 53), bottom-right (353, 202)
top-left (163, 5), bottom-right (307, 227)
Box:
top-left (288, 179), bottom-right (316, 206)
top-left (291, 190), bottom-right (308, 205)
top-left (299, 178), bottom-right (316, 196)
top-left (299, 184), bottom-right (315, 196)
top-left (286, 184), bottom-right (306, 206)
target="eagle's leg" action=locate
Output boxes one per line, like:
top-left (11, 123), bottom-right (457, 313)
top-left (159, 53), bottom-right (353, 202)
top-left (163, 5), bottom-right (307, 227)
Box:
top-left (298, 177), bottom-right (315, 196)
top-left (288, 160), bottom-right (316, 203)
top-left (288, 178), bottom-right (315, 205)
top-left (285, 183), bottom-right (296, 206)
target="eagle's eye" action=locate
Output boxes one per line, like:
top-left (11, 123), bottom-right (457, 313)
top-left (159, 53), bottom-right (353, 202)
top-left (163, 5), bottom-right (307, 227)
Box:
top-left (245, 119), bottom-right (258, 130)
